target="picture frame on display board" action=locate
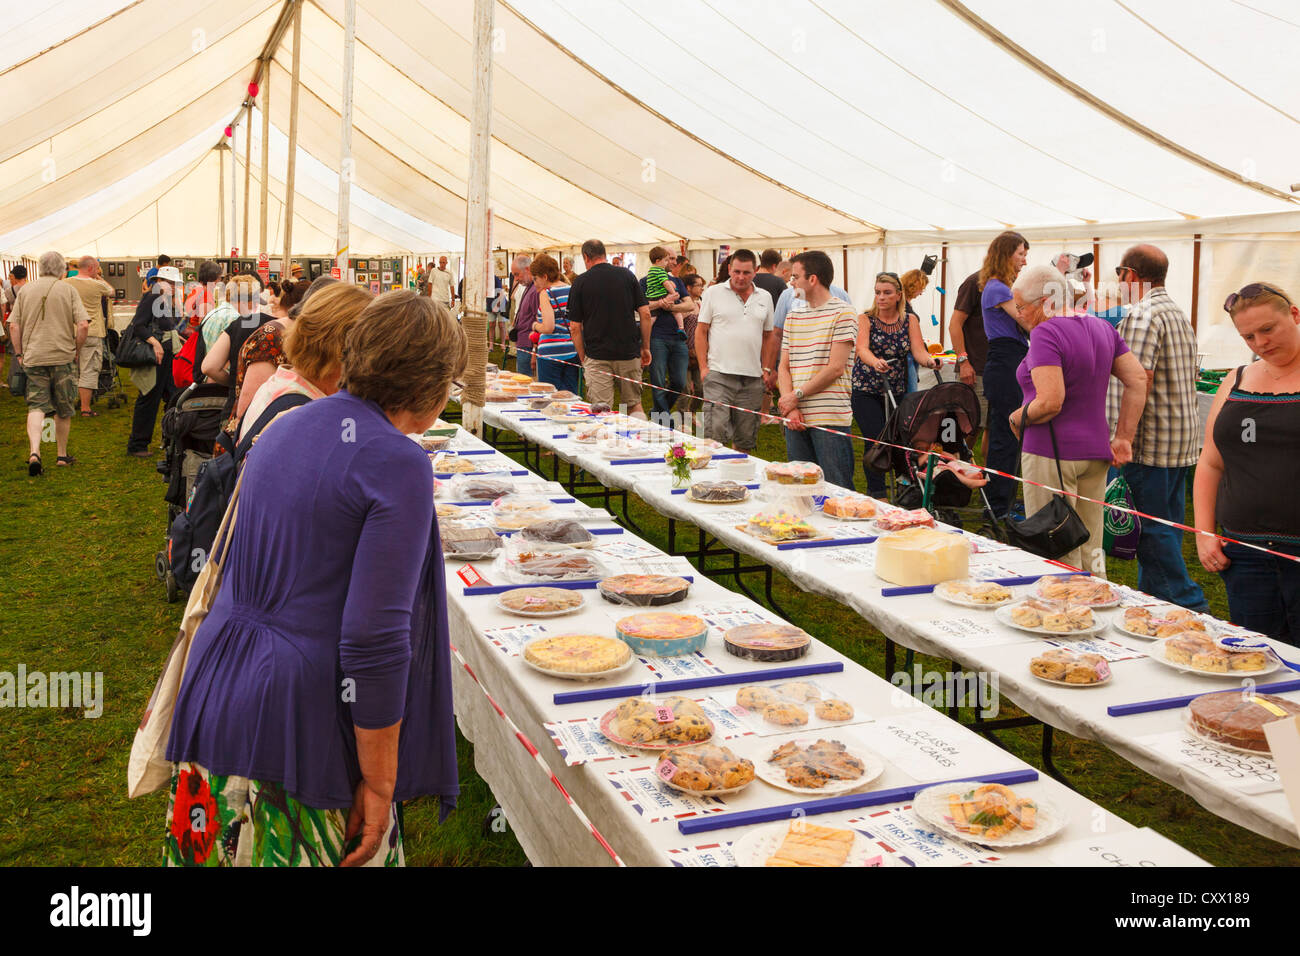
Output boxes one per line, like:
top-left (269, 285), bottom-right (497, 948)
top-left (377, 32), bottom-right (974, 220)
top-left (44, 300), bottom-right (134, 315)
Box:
top-left (356, 273), bottom-right (367, 283)
top-left (369, 281), bottom-right (381, 295)
top-left (141, 259), bottom-right (153, 269)
top-left (382, 271), bottom-right (393, 283)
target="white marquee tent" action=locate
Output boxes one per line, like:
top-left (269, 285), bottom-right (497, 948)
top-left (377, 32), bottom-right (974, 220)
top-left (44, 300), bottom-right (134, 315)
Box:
top-left (3, 0), bottom-right (1300, 362)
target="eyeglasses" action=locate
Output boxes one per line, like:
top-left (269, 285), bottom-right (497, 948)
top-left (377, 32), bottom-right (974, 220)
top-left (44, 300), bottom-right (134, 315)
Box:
top-left (1223, 282), bottom-right (1294, 313)
top-left (1114, 265), bottom-right (1131, 279)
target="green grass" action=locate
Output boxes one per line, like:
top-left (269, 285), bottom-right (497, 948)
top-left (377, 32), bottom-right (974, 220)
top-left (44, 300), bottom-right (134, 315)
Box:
top-left (0, 347), bottom-right (1294, 867)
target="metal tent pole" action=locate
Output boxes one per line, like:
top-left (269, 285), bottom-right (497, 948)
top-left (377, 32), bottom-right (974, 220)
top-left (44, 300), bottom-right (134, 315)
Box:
top-left (282, 0), bottom-right (302, 278)
top-left (336, 0), bottom-right (356, 279)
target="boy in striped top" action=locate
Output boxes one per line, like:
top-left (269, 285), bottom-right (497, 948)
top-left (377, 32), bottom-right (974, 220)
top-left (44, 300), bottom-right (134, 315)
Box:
top-left (777, 250), bottom-right (858, 491)
top-left (644, 248), bottom-right (685, 338)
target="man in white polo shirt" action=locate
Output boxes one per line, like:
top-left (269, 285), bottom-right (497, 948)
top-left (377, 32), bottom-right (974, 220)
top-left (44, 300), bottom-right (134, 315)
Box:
top-left (695, 249), bottom-right (776, 452)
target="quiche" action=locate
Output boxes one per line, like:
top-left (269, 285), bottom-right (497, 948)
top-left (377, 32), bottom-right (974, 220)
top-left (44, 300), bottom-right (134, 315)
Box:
top-left (523, 633), bottom-right (631, 676)
top-left (614, 612), bottom-right (709, 657)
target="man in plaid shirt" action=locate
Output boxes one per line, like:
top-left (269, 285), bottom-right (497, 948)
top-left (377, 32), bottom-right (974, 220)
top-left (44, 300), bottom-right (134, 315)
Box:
top-left (1107, 244), bottom-right (1208, 611)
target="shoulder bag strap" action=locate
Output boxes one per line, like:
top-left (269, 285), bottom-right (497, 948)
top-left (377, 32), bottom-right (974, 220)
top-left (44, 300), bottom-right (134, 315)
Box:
top-left (1046, 421), bottom-right (1069, 493)
top-left (202, 468), bottom-right (245, 601)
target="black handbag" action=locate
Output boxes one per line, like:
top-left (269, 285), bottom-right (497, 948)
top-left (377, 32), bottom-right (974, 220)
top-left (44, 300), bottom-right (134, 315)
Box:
top-left (114, 322), bottom-right (157, 368)
top-left (7, 352), bottom-right (25, 397)
top-left (1000, 412), bottom-right (1090, 561)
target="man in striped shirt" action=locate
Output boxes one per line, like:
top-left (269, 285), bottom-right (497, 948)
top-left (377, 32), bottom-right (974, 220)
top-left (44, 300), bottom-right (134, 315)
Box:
top-left (777, 250), bottom-right (858, 490)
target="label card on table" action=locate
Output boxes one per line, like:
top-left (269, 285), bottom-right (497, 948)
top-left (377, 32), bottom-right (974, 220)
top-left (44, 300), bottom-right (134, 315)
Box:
top-left (821, 546), bottom-right (876, 570)
top-left (966, 534), bottom-right (1016, 554)
top-left (602, 764), bottom-right (732, 824)
top-left (847, 806), bottom-right (1003, 866)
top-left (859, 710), bottom-right (1021, 783)
top-left (915, 616), bottom-right (1034, 649)
top-left (1137, 730), bottom-right (1282, 794)
top-left (617, 556), bottom-right (698, 577)
top-left (1047, 828), bottom-right (1211, 867)
top-left (481, 622), bottom-right (551, 657)
top-left (966, 562), bottom-right (1029, 581)
top-left (1041, 636), bottom-right (1146, 663)
top-left (665, 842), bottom-right (737, 867)
top-left (637, 651), bottom-right (726, 680)
top-left (593, 538), bottom-right (664, 562)
top-left (1262, 716), bottom-right (1300, 839)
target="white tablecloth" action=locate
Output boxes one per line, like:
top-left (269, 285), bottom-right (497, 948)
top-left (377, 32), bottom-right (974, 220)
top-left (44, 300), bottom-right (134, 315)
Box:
top-left (453, 399), bottom-right (1300, 849)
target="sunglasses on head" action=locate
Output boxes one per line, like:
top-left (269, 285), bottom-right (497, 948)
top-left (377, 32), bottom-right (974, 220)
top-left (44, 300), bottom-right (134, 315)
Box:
top-left (1224, 283), bottom-right (1293, 313)
top-left (876, 271), bottom-right (899, 280)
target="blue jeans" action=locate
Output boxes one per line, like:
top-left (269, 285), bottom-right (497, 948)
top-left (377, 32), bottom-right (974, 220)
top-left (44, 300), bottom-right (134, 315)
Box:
top-left (850, 390), bottom-right (890, 498)
top-left (515, 346), bottom-right (533, 378)
top-left (536, 353), bottom-right (580, 394)
top-left (1122, 464), bottom-right (1209, 611)
top-left (784, 423), bottom-right (855, 492)
top-left (648, 335), bottom-right (689, 423)
top-left (1221, 540), bottom-right (1300, 645)
top-left (983, 338), bottom-right (1027, 517)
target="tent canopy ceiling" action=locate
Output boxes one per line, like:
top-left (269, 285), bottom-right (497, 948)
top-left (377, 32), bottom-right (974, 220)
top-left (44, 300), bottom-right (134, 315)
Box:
top-left (1, 0), bottom-right (1297, 257)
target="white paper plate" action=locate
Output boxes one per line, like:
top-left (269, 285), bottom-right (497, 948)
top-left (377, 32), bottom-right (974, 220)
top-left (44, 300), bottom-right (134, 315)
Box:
top-left (753, 738), bottom-right (884, 795)
top-left (1148, 638), bottom-right (1282, 679)
top-left (732, 822), bottom-right (902, 868)
top-left (1111, 607), bottom-right (1220, 642)
top-left (994, 604), bottom-right (1107, 638)
top-left (519, 638), bottom-right (635, 682)
top-left (934, 581), bottom-right (1016, 609)
top-left (911, 782), bottom-right (1065, 848)
top-left (494, 591), bottom-right (587, 618)
top-left (1028, 666), bottom-right (1112, 688)
top-left (1181, 710), bottom-right (1284, 760)
top-left (1033, 581), bottom-right (1120, 608)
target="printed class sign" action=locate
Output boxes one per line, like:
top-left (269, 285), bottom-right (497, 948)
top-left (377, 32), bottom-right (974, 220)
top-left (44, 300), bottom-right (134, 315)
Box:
top-left (481, 622), bottom-right (551, 658)
top-left (966, 534), bottom-right (1016, 554)
top-left (915, 616), bottom-right (1034, 649)
top-left (821, 545), bottom-right (877, 570)
top-left (617, 556), bottom-right (698, 578)
top-left (593, 538), bottom-right (665, 562)
top-left (847, 806), bottom-right (1002, 866)
top-left (1136, 730), bottom-right (1282, 794)
top-left (637, 651), bottom-right (726, 680)
top-left (603, 764), bottom-right (731, 824)
top-left (860, 710), bottom-right (1021, 783)
top-left (1047, 828), bottom-right (1211, 867)
top-left (1041, 635), bottom-right (1147, 663)
top-left (665, 842), bottom-right (737, 867)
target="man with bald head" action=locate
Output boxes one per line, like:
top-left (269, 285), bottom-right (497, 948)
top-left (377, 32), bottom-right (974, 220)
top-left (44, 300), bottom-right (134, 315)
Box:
top-left (65, 255), bottom-right (115, 416)
top-left (1107, 243), bottom-right (1207, 611)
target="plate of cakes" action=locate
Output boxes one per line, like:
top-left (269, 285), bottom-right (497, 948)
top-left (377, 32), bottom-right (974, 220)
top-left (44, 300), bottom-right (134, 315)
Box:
top-left (598, 696), bottom-right (715, 750)
top-left (495, 586), bottom-right (587, 618)
top-left (733, 820), bottom-right (902, 868)
top-left (934, 579), bottom-right (1016, 609)
top-left (1034, 574), bottom-right (1119, 608)
top-left (995, 599), bottom-right (1105, 637)
top-left (655, 744), bottom-right (755, 796)
top-left (726, 683), bottom-right (857, 732)
top-left (740, 511), bottom-right (821, 544)
top-left (1029, 648), bottom-right (1112, 687)
top-left (912, 781), bottom-right (1064, 848)
top-left (1114, 605), bottom-right (1214, 641)
top-left (687, 480), bottom-right (751, 504)
top-left (820, 495), bottom-right (879, 521)
top-left (521, 633), bottom-right (634, 681)
top-left (1151, 633), bottom-right (1281, 678)
top-left (753, 737), bottom-right (884, 795)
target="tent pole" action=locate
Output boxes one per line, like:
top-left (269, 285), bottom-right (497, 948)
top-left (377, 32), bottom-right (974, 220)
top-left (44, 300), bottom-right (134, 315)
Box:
top-left (283, 0), bottom-right (303, 278)
top-left (259, 66), bottom-right (271, 256)
top-left (218, 146), bottom-right (226, 256)
top-left (1191, 233), bottom-right (1202, 336)
top-left (230, 126), bottom-right (238, 255)
top-left (461, 0), bottom-right (495, 436)
top-left (939, 240), bottom-right (948, 349)
top-left (336, 0), bottom-right (355, 280)
top-left (243, 102), bottom-right (252, 255)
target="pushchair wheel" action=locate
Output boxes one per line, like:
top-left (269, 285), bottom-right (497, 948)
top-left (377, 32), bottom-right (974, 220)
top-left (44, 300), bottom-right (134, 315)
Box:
top-left (154, 550), bottom-right (168, 582)
top-left (165, 571), bottom-right (180, 604)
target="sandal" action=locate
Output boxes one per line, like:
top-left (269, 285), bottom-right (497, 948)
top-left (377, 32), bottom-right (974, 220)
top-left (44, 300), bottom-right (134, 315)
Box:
top-left (80, 409), bottom-right (99, 417)
top-left (27, 454), bottom-right (42, 477)
top-left (57, 455), bottom-right (76, 467)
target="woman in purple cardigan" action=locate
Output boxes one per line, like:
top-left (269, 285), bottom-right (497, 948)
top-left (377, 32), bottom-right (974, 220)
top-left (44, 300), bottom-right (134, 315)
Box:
top-left (164, 292), bottom-right (467, 867)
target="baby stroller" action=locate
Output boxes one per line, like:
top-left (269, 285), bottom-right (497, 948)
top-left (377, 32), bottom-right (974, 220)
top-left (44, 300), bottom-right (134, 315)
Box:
top-left (865, 366), bottom-right (998, 533)
top-left (95, 326), bottom-right (126, 409)
top-left (154, 382), bottom-right (229, 600)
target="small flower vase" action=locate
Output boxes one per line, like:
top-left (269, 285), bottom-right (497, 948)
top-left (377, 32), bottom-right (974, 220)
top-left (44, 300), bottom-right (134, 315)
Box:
top-left (667, 445), bottom-right (692, 487)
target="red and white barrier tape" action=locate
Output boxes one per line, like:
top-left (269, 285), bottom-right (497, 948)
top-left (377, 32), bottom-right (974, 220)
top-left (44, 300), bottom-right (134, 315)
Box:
top-left (485, 351), bottom-right (1300, 566)
top-left (448, 641), bottom-right (625, 866)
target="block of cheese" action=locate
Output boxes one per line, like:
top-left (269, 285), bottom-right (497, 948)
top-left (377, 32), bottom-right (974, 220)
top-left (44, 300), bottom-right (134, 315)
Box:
top-left (874, 527), bottom-right (969, 586)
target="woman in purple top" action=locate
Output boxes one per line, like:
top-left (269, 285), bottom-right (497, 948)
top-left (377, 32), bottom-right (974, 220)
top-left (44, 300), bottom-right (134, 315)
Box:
top-left (978, 230), bottom-right (1030, 518)
top-left (164, 292), bottom-right (467, 867)
top-left (1008, 265), bottom-right (1148, 578)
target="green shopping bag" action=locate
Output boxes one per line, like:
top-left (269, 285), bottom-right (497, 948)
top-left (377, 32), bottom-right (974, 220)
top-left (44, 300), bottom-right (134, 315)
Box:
top-left (1103, 474), bottom-right (1140, 560)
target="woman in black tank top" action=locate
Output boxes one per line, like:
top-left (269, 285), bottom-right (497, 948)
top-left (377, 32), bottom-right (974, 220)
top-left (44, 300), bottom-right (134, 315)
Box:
top-left (1194, 283), bottom-right (1300, 642)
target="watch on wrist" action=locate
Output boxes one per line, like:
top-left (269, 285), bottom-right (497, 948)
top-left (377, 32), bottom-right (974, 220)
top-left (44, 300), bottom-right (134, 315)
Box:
top-left (794, 387), bottom-right (805, 401)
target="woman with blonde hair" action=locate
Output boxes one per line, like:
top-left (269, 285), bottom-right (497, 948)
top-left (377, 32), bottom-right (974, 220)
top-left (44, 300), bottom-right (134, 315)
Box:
top-left (1195, 283), bottom-right (1300, 642)
top-left (165, 291), bottom-right (466, 866)
top-left (978, 230), bottom-right (1030, 518)
top-left (237, 282), bottom-right (372, 440)
top-left (851, 271), bottom-right (942, 496)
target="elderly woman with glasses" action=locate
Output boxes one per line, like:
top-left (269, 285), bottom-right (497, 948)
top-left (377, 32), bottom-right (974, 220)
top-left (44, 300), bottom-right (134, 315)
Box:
top-left (1008, 264), bottom-right (1148, 577)
top-left (1194, 283), bottom-right (1300, 642)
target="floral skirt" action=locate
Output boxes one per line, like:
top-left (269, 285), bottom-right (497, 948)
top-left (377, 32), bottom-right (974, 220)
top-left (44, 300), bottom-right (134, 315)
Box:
top-left (163, 762), bottom-right (404, 867)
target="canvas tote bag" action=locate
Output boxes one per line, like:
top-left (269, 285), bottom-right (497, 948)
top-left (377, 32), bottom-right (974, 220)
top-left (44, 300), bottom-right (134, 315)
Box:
top-left (127, 470), bottom-right (244, 797)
